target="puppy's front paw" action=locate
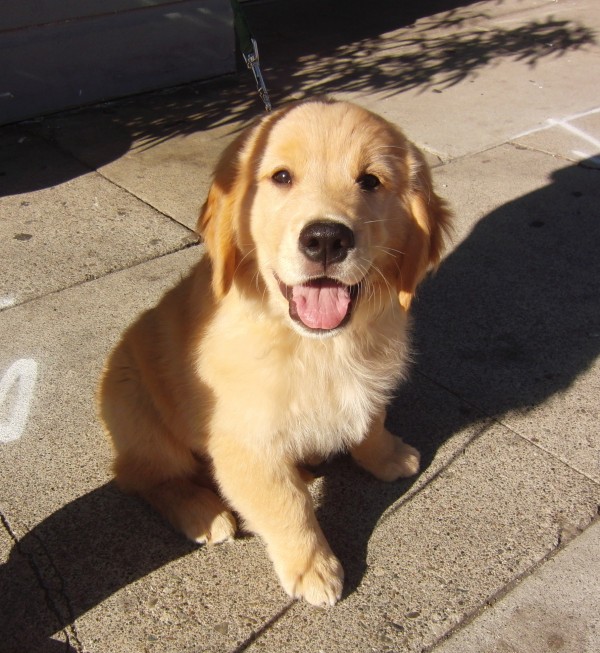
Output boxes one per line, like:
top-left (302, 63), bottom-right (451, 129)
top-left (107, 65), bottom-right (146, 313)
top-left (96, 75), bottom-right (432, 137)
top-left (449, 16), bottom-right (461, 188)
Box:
top-left (377, 436), bottom-right (420, 481)
top-left (277, 548), bottom-right (344, 607)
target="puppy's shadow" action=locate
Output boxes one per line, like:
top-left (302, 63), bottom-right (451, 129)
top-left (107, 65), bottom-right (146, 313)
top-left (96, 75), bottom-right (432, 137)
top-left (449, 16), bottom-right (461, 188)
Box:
top-left (0, 483), bottom-right (197, 653)
top-left (318, 157), bottom-right (600, 595)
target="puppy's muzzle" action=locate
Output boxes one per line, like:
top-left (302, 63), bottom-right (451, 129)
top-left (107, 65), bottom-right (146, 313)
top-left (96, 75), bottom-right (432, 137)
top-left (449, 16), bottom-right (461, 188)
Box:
top-left (275, 221), bottom-right (359, 334)
top-left (298, 221), bottom-right (355, 267)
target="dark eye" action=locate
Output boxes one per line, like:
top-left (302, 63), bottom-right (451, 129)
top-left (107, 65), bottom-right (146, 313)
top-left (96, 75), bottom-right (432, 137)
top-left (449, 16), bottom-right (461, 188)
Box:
top-left (357, 173), bottom-right (381, 192)
top-left (272, 169), bottom-right (292, 185)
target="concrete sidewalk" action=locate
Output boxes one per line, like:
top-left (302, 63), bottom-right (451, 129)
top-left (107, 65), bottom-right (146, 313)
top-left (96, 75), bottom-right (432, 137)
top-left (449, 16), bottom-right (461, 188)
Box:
top-left (1, 0), bottom-right (599, 651)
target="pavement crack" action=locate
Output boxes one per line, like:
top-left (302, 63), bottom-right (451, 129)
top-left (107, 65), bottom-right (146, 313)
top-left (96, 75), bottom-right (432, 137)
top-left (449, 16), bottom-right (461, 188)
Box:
top-left (1, 510), bottom-right (84, 653)
top-left (0, 507), bottom-right (19, 544)
top-left (231, 602), bottom-right (295, 653)
top-left (423, 515), bottom-right (600, 653)
top-left (25, 123), bottom-right (199, 236)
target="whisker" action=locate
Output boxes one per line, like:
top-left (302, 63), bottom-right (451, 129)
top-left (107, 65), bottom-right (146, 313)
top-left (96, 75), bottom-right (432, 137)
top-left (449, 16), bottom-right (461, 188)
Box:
top-left (371, 144), bottom-right (408, 151)
top-left (362, 218), bottom-right (398, 225)
top-left (232, 247), bottom-right (257, 281)
top-left (356, 258), bottom-right (382, 315)
top-left (374, 245), bottom-right (406, 256)
top-left (373, 247), bottom-right (403, 280)
top-left (253, 267), bottom-right (269, 307)
top-left (261, 283), bottom-right (269, 308)
top-left (366, 260), bottom-right (396, 312)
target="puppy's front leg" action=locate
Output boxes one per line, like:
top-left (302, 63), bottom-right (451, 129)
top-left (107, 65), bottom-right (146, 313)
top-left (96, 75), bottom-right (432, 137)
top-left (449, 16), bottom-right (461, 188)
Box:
top-left (208, 437), bottom-right (343, 607)
top-left (351, 410), bottom-right (421, 481)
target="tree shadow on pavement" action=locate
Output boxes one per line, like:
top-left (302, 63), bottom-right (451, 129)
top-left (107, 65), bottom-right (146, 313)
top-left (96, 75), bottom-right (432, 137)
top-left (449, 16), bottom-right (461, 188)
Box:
top-left (88, 0), bottom-right (599, 146)
top-left (0, 0), bottom-right (594, 195)
top-left (2, 156), bottom-right (598, 649)
top-left (250, 0), bottom-right (596, 100)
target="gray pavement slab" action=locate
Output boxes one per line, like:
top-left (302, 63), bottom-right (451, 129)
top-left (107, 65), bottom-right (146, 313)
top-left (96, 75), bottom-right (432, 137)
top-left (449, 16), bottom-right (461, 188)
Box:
top-left (1, 243), bottom-right (598, 652)
top-left (28, 98), bottom-right (244, 230)
top-left (0, 247), bottom-right (201, 526)
top-left (233, 426), bottom-right (599, 653)
top-left (0, 245), bottom-right (487, 652)
top-left (0, 127), bottom-right (197, 310)
top-left (2, 245), bottom-right (597, 651)
top-left (25, 0), bottom-right (600, 220)
top-left (432, 518), bottom-right (600, 653)
top-left (0, 248), bottom-right (199, 652)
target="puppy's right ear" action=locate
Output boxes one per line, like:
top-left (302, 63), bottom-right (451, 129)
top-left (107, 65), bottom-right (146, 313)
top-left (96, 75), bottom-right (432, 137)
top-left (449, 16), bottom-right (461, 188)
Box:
top-left (198, 183), bottom-right (236, 300)
top-left (197, 133), bottom-right (249, 300)
top-left (197, 107), bottom-right (293, 298)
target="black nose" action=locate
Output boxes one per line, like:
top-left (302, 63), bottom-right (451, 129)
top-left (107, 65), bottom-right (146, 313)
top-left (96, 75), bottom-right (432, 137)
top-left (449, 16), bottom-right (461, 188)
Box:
top-left (298, 221), bottom-right (355, 266)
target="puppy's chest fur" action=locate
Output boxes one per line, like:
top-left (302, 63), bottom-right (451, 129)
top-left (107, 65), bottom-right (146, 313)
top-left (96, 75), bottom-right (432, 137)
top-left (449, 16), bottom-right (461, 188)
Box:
top-left (199, 303), bottom-right (410, 460)
top-left (283, 336), bottom-right (408, 458)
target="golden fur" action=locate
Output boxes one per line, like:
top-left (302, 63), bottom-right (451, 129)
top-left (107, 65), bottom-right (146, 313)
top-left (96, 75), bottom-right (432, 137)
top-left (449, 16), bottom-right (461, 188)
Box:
top-left (98, 99), bottom-right (451, 606)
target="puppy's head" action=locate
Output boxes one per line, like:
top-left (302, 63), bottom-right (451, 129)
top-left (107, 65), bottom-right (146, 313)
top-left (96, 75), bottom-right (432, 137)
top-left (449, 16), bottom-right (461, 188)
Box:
top-left (198, 99), bottom-right (451, 336)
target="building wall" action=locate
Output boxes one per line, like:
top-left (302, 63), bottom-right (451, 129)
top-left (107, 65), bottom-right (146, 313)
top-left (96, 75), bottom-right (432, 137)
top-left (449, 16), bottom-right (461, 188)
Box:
top-left (0, 0), bottom-right (234, 125)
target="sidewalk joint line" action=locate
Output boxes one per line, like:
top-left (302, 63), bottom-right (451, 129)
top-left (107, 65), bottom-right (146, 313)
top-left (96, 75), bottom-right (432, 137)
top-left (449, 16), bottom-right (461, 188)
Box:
top-left (424, 514), bottom-right (600, 653)
top-left (24, 123), bottom-right (198, 236)
top-left (230, 602), bottom-right (296, 653)
top-left (0, 240), bottom-right (201, 314)
top-left (492, 418), bottom-right (600, 487)
top-left (0, 508), bottom-right (19, 544)
top-left (413, 370), bottom-right (600, 487)
top-left (377, 419), bottom-right (495, 529)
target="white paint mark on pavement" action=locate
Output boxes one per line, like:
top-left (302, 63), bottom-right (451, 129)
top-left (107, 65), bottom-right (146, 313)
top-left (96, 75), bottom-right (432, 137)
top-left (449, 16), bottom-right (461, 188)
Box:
top-left (547, 117), bottom-right (600, 150)
top-left (0, 359), bottom-right (38, 443)
top-left (0, 296), bottom-right (16, 310)
top-left (513, 106), bottom-right (600, 139)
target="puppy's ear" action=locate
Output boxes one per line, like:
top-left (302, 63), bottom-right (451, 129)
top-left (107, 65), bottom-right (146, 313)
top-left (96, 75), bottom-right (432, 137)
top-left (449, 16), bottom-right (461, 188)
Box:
top-left (397, 145), bottom-right (451, 311)
top-left (197, 133), bottom-right (249, 300)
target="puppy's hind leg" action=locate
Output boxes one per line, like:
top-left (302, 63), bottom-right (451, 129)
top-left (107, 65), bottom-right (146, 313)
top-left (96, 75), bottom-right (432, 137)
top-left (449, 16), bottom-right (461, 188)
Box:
top-left (108, 432), bottom-right (237, 544)
top-left (142, 475), bottom-right (237, 545)
top-left (100, 371), bottom-right (236, 544)
top-left (110, 436), bottom-right (237, 545)
top-left (351, 410), bottom-right (420, 482)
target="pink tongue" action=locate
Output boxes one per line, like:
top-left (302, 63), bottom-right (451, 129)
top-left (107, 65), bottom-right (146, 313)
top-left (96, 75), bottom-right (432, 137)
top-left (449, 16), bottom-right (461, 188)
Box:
top-left (291, 281), bottom-right (351, 330)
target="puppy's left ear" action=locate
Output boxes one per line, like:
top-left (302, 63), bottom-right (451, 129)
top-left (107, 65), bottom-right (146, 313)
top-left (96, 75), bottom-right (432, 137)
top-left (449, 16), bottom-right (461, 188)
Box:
top-left (397, 145), bottom-right (452, 311)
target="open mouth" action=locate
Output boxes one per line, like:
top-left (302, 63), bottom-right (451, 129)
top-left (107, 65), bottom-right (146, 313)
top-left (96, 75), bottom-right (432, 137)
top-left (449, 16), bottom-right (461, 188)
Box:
top-left (276, 275), bottom-right (359, 332)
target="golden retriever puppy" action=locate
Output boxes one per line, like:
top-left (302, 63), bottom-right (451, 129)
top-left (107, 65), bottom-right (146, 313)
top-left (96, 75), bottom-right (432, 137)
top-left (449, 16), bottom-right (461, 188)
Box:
top-left (98, 99), bottom-right (451, 606)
